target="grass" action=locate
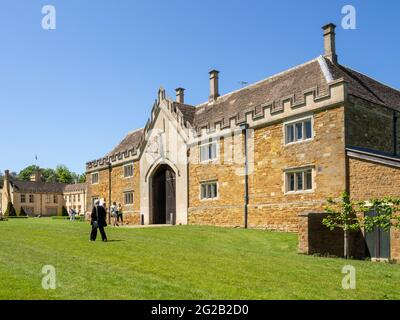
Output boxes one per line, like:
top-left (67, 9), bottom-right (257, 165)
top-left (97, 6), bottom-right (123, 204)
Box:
top-left (0, 218), bottom-right (399, 300)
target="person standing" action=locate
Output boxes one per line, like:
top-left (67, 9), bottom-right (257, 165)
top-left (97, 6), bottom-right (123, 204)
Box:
top-left (111, 202), bottom-right (118, 227)
top-left (90, 200), bottom-right (108, 242)
top-left (69, 208), bottom-right (76, 221)
top-left (117, 203), bottom-right (123, 225)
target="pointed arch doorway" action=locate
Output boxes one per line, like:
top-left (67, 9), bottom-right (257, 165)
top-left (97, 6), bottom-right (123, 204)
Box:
top-left (150, 164), bottom-right (176, 225)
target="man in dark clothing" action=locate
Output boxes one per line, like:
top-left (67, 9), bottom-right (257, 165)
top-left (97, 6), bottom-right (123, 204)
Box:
top-left (90, 200), bottom-right (108, 242)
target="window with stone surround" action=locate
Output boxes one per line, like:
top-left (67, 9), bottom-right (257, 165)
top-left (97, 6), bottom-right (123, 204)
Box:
top-left (91, 197), bottom-right (99, 206)
top-left (200, 181), bottom-right (218, 200)
top-left (46, 194), bottom-right (51, 204)
top-left (20, 194), bottom-right (26, 203)
top-left (284, 117), bottom-right (313, 144)
top-left (91, 172), bottom-right (99, 185)
top-left (199, 141), bottom-right (218, 162)
top-left (53, 195), bottom-right (58, 204)
top-left (123, 164), bottom-right (134, 178)
top-left (29, 194), bottom-right (34, 203)
top-left (285, 167), bottom-right (313, 193)
top-left (124, 191), bottom-right (134, 205)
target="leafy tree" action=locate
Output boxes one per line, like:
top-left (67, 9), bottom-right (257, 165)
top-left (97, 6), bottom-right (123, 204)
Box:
top-left (323, 192), bottom-right (362, 259)
top-left (361, 197), bottom-right (400, 232)
top-left (17, 165), bottom-right (41, 181)
top-left (4, 202), bottom-right (17, 217)
top-left (19, 207), bottom-right (27, 217)
top-left (78, 174), bottom-right (86, 184)
top-left (55, 165), bottom-right (74, 184)
top-left (58, 206), bottom-right (69, 217)
top-left (42, 168), bottom-right (57, 182)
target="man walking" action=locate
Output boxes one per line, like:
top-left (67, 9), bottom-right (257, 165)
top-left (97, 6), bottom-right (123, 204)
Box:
top-left (90, 200), bottom-right (108, 242)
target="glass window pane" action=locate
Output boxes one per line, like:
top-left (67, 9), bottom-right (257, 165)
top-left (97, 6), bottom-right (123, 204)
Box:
top-left (288, 173), bottom-right (295, 192)
top-left (295, 123), bottom-right (303, 141)
top-left (211, 183), bottom-right (217, 198)
top-left (296, 172), bottom-right (303, 190)
top-left (305, 120), bottom-right (312, 139)
top-left (200, 145), bottom-right (207, 161)
top-left (286, 125), bottom-right (294, 143)
top-left (210, 143), bottom-right (217, 159)
top-left (201, 184), bottom-right (207, 199)
top-left (306, 170), bottom-right (312, 190)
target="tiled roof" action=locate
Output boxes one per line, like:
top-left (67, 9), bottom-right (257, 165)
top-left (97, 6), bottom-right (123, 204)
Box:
top-left (88, 56), bottom-right (400, 165)
top-left (193, 58), bottom-right (329, 127)
top-left (6, 176), bottom-right (86, 194)
top-left (107, 128), bottom-right (144, 156)
top-left (326, 59), bottom-right (400, 111)
top-left (175, 102), bottom-right (196, 125)
top-left (63, 183), bottom-right (87, 192)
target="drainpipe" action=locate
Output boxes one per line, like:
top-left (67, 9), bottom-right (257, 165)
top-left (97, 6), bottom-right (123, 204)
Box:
top-left (240, 123), bottom-right (250, 229)
top-left (394, 110), bottom-right (398, 157)
top-left (108, 163), bottom-right (112, 225)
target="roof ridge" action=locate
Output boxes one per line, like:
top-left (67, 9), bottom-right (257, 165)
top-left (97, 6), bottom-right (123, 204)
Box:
top-left (340, 64), bottom-right (400, 94)
top-left (195, 57), bottom-right (320, 108)
top-left (337, 64), bottom-right (385, 104)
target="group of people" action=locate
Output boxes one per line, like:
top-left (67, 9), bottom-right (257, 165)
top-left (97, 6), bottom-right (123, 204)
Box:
top-left (89, 201), bottom-right (124, 242)
top-left (110, 202), bottom-right (123, 227)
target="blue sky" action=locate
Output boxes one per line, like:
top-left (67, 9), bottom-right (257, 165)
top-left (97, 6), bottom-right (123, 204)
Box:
top-left (0, 0), bottom-right (399, 174)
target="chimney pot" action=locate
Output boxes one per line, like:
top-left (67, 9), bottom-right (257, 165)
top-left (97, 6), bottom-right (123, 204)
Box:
top-left (322, 23), bottom-right (338, 64)
top-left (175, 88), bottom-right (185, 104)
top-left (209, 70), bottom-right (220, 102)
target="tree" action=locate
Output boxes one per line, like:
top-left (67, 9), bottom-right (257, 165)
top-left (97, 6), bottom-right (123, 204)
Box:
top-left (4, 202), bottom-right (17, 217)
top-left (17, 165), bottom-right (41, 181)
top-left (78, 174), bottom-right (86, 183)
top-left (19, 207), bottom-right (27, 217)
top-left (322, 192), bottom-right (362, 259)
top-left (361, 197), bottom-right (400, 232)
top-left (58, 206), bottom-right (69, 217)
top-left (42, 168), bottom-right (57, 182)
top-left (55, 165), bottom-right (74, 184)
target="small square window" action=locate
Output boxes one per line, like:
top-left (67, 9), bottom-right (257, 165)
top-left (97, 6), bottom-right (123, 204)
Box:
top-left (285, 117), bottom-right (313, 145)
top-left (200, 141), bottom-right (218, 162)
top-left (200, 181), bottom-right (218, 200)
top-left (285, 168), bottom-right (313, 193)
top-left (124, 192), bottom-right (134, 205)
top-left (124, 164), bottom-right (134, 178)
top-left (91, 173), bottom-right (99, 184)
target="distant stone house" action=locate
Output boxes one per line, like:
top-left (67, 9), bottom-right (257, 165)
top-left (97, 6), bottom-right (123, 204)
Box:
top-left (0, 170), bottom-right (87, 217)
top-left (85, 24), bottom-right (400, 260)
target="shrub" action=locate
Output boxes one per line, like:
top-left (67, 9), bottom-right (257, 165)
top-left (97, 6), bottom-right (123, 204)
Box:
top-left (4, 202), bottom-right (17, 217)
top-left (58, 206), bottom-right (69, 217)
top-left (19, 207), bottom-right (27, 217)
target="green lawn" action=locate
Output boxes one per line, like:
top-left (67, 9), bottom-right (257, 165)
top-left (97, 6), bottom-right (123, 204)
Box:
top-left (0, 219), bottom-right (399, 300)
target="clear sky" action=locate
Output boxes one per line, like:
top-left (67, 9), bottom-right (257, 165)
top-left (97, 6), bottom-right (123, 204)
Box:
top-left (1, 0), bottom-right (399, 174)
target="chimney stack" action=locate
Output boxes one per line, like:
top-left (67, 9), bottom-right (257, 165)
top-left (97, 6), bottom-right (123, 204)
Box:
top-left (175, 88), bottom-right (185, 104)
top-left (30, 170), bottom-right (42, 182)
top-left (209, 70), bottom-right (220, 102)
top-left (322, 23), bottom-right (337, 64)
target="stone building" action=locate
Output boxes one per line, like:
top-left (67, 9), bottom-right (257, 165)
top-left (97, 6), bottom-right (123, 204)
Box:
top-left (86, 24), bottom-right (400, 260)
top-left (0, 170), bottom-right (87, 217)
